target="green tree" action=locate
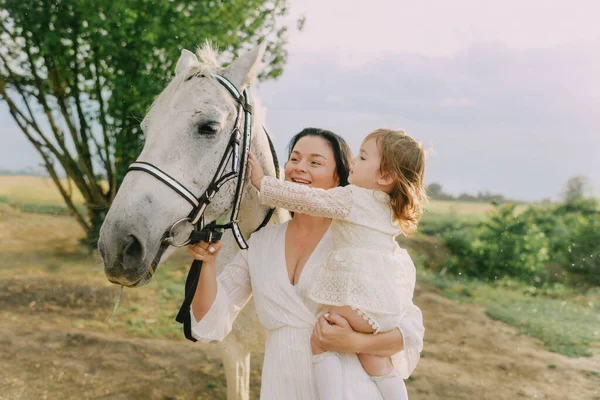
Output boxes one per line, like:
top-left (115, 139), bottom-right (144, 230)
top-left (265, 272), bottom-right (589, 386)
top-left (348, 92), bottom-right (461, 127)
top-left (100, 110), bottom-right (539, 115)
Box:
top-left (426, 182), bottom-right (443, 198)
top-left (426, 182), bottom-right (455, 201)
top-left (0, 0), bottom-right (297, 244)
top-left (561, 175), bottom-right (592, 203)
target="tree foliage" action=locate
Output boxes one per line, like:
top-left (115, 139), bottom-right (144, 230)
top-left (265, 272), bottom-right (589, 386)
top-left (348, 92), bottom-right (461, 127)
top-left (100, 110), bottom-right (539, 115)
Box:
top-left (441, 199), bottom-right (600, 286)
top-left (561, 175), bottom-right (592, 203)
top-left (0, 0), bottom-right (296, 243)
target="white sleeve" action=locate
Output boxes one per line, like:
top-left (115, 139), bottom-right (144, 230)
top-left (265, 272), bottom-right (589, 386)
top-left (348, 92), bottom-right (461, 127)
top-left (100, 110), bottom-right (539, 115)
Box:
top-left (390, 302), bottom-right (425, 379)
top-left (189, 250), bottom-right (252, 342)
top-left (260, 176), bottom-right (353, 220)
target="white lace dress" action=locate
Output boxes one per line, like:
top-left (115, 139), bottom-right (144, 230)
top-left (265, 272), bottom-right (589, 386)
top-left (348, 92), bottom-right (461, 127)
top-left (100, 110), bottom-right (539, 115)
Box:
top-left (189, 222), bottom-right (424, 399)
top-left (260, 176), bottom-right (416, 333)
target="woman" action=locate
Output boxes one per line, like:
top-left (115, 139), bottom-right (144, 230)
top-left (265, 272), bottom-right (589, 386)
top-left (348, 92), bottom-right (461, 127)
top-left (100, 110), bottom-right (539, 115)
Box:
top-left (188, 128), bottom-right (424, 399)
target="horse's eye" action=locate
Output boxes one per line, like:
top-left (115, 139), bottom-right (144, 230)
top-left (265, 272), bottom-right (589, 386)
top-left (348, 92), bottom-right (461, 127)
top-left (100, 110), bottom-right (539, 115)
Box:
top-left (198, 123), bottom-right (219, 136)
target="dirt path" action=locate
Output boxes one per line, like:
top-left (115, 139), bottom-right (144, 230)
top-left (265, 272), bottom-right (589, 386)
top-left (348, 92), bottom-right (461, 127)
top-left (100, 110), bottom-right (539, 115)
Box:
top-left (1, 282), bottom-right (598, 400)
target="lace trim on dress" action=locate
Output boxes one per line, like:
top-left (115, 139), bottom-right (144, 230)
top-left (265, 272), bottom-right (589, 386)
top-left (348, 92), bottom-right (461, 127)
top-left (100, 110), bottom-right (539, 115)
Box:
top-left (351, 306), bottom-right (381, 334)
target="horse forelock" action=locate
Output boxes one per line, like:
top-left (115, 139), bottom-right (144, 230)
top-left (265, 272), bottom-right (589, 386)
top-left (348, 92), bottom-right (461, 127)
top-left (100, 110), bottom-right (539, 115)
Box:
top-left (145, 43), bottom-right (221, 114)
top-left (194, 41), bottom-right (220, 74)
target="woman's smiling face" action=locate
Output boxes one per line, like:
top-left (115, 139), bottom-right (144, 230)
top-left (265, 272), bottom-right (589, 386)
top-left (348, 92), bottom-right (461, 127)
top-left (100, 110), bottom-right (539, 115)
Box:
top-left (285, 135), bottom-right (339, 190)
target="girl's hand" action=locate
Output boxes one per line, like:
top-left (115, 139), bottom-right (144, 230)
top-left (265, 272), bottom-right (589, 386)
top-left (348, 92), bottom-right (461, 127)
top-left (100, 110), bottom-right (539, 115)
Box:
top-left (247, 152), bottom-right (264, 190)
top-left (311, 312), bottom-right (360, 353)
top-left (187, 240), bottom-right (224, 263)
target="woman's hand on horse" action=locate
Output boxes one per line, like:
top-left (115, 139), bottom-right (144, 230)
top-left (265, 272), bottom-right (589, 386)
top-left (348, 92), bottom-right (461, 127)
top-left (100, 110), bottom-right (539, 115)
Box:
top-left (187, 240), bottom-right (224, 263)
top-left (311, 312), bottom-right (360, 353)
top-left (247, 152), bottom-right (264, 189)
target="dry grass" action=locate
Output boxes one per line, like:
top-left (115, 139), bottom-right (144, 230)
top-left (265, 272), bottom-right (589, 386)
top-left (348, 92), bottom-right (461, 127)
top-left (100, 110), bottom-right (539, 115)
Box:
top-left (0, 203), bottom-right (85, 253)
top-left (424, 200), bottom-right (528, 216)
top-left (0, 175), bottom-right (85, 205)
top-left (425, 200), bottom-right (495, 215)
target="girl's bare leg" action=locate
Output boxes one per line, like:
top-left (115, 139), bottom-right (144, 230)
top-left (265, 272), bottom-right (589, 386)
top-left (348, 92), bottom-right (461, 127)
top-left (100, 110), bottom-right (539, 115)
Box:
top-left (329, 306), bottom-right (406, 400)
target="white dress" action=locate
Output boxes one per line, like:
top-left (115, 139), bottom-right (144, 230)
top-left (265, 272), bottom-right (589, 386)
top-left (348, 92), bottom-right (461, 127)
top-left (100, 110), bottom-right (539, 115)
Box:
top-left (190, 222), bottom-right (424, 400)
top-left (260, 177), bottom-right (416, 333)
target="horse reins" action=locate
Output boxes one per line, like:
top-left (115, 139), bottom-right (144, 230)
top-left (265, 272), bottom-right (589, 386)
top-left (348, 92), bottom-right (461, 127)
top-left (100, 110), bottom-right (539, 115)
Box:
top-left (123, 74), bottom-right (279, 340)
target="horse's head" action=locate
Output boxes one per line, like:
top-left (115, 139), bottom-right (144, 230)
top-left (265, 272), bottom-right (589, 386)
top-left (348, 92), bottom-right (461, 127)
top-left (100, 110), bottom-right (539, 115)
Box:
top-left (98, 43), bottom-right (265, 287)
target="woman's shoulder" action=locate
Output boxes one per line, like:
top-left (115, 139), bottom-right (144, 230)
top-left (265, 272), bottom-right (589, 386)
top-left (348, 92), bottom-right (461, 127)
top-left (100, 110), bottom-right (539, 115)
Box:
top-left (247, 220), bottom-right (287, 245)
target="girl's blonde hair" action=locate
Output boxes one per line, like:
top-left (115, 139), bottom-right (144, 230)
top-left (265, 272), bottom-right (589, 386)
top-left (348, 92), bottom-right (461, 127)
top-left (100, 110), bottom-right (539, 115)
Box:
top-left (365, 129), bottom-right (427, 235)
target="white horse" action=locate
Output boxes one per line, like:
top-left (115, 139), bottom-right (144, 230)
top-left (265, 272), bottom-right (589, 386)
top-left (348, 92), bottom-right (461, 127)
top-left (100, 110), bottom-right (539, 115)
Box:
top-left (98, 43), bottom-right (286, 400)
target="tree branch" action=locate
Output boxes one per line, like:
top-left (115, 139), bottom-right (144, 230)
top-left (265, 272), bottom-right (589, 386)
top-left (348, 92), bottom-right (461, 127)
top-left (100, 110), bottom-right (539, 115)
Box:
top-left (41, 153), bottom-right (91, 233)
top-left (0, 73), bottom-right (62, 159)
top-left (91, 47), bottom-right (116, 201)
top-left (20, 31), bottom-right (96, 204)
top-left (1, 90), bottom-right (91, 232)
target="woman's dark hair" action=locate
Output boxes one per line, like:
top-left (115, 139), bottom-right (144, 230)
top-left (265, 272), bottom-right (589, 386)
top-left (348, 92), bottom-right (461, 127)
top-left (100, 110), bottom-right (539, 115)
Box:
top-left (286, 128), bottom-right (352, 187)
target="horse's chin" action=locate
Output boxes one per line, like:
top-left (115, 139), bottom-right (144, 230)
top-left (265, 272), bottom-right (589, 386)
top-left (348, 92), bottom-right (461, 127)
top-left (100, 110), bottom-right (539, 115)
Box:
top-left (105, 264), bottom-right (156, 288)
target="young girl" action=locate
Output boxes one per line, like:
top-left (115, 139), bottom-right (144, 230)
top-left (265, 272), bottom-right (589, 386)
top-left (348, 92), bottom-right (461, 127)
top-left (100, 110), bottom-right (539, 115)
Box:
top-left (248, 129), bottom-right (427, 400)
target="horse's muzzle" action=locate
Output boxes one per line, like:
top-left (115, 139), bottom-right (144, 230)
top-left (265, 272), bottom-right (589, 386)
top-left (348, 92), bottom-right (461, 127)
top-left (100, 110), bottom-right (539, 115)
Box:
top-left (99, 231), bottom-right (151, 287)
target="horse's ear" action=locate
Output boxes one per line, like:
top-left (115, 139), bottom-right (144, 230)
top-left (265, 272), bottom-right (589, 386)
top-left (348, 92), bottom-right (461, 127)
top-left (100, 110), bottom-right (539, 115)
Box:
top-left (176, 49), bottom-right (199, 76)
top-left (223, 42), bottom-right (266, 90)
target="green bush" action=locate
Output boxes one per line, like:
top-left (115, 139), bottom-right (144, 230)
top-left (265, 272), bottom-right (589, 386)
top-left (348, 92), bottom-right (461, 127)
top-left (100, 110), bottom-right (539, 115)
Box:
top-left (442, 204), bottom-right (550, 282)
top-left (440, 200), bottom-right (600, 286)
top-left (554, 203), bottom-right (600, 285)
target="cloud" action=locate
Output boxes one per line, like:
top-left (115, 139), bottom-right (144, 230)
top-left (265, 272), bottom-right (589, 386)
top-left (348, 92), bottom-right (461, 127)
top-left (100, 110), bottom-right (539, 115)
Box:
top-left (263, 41), bottom-right (600, 126)
top-left (257, 41), bottom-right (600, 200)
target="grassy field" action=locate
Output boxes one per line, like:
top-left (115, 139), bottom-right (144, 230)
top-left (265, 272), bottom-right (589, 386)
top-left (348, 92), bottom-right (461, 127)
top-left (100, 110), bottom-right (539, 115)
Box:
top-left (0, 175), bottom-right (85, 205)
top-left (416, 269), bottom-right (600, 358)
top-left (424, 200), bottom-right (496, 216)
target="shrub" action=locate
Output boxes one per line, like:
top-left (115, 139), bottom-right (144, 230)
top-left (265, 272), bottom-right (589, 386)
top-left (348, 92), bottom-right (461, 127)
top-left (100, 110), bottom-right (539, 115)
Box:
top-left (440, 200), bottom-right (599, 286)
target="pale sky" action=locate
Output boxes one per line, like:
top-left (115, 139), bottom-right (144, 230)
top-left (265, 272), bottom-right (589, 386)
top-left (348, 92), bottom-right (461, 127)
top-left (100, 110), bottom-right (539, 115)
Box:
top-left (285, 0), bottom-right (600, 55)
top-left (1, 0), bottom-right (599, 200)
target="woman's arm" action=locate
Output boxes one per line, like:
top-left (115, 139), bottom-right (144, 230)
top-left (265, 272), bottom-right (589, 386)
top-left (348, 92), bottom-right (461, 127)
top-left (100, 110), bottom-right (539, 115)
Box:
top-left (311, 313), bottom-right (404, 357)
top-left (190, 260), bottom-right (219, 321)
top-left (312, 302), bottom-right (425, 378)
top-left (187, 241), bottom-right (253, 342)
top-left (188, 241), bottom-right (221, 320)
